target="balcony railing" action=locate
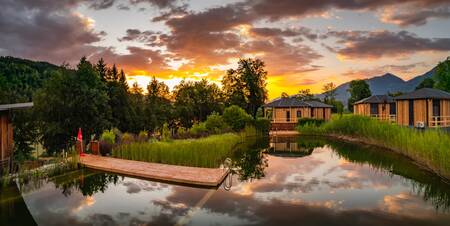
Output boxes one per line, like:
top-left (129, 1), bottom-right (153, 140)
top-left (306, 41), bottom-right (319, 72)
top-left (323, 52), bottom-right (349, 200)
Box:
top-left (429, 116), bottom-right (450, 128)
top-left (370, 114), bottom-right (396, 123)
top-left (270, 118), bottom-right (296, 123)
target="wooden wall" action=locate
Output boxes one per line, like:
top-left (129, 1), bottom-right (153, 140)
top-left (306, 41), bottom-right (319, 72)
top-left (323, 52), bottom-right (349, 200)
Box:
top-left (396, 99), bottom-right (434, 126)
top-left (270, 107), bottom-right (331, 123)
top-left (0, 112), bottom-right (14, 164)
top-left (441, 99), bottom-right (450, 118)
top-left (354, 103), bottom-right (370, 116)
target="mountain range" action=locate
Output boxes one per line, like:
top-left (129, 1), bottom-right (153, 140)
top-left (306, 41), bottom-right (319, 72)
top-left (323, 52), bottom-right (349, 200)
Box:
top-left (318, 68), bottom-right (435, 107)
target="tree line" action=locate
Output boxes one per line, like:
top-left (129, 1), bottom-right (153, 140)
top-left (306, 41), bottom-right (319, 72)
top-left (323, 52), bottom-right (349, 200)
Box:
top-left (0, 57), bottom-right (268, 157)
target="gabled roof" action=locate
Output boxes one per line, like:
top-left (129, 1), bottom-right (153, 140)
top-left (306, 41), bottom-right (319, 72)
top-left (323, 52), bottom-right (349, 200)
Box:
top-left (264, 97), bottom-right (332, 108)
top-left (354, 95), bottom-right (394, 105)
top-left (0, 102), bottom-right (34, 112)
top-left (394, 88), bottom-right (450, 100)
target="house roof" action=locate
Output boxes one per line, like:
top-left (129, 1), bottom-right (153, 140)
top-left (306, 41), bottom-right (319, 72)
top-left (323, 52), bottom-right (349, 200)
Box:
top-left (0, 102), bottom-right (34, 112)
top-left (264, 97), bottom-right (332, 108)
top-left (394, 88), bottom-right (450, 100)
top-left (354, 95), bottom-right (394, 105)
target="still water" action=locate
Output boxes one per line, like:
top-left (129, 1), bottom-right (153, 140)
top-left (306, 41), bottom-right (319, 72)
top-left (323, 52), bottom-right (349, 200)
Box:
top-left (1, 136), bottom-right (450, 226)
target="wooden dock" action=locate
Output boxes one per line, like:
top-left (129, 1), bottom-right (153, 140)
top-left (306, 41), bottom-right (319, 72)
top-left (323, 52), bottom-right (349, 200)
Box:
top-left (80, 154), bottom-right (229, 187)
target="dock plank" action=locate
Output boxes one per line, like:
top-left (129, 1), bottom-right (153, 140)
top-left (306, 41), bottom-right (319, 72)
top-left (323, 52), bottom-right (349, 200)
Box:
top-left (80, 154), bottom-right (229, 187)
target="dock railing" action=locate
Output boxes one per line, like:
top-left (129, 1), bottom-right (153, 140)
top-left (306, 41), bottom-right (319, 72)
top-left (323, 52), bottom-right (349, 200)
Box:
top-left (370, 114), bottom-right (396, 123)
top-left (429, 116), bottom-right (450, 128)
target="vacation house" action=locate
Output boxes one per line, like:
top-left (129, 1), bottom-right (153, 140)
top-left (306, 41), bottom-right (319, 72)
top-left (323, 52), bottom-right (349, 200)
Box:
top-left (263, 96), bottom-right (332, 130)
top-left (394, 88), bottom-right (450, 128)
top-left (353, 95), bottom-right (396, 122)
top-left (0, 102), bottom-right (33, 168)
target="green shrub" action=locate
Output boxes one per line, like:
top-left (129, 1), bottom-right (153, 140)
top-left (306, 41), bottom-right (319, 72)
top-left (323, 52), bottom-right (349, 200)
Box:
top-left (223, 105), bottom-right (253, 132)
top-left (161, 123), bottom-right (171, 142)
top-left (121, 133), bottom-right (135, 144)
top-left (138, 131), bottom-right (148, 142)
top-left (204, 112), bottom-right (228, 133)
top-left (189, 122), bottom-right (208, 136)
top-left (297, 118), bottom-right (325, 126)
top-left (100, 130), bottom-right (115, 145)
top-left (297, 114), bottom-right (450, 177)
top-left (254, 118), bottom-right (271, 135)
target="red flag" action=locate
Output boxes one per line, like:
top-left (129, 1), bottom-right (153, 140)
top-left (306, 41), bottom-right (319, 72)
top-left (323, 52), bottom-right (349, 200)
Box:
top-left (77, 128), bottom-right (83, 141)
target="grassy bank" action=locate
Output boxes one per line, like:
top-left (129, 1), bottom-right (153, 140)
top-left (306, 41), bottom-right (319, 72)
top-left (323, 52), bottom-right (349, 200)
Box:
top-left (297, 115), bottom-right (450, 179)
top-left (112, 132), bottom-right (249, 168)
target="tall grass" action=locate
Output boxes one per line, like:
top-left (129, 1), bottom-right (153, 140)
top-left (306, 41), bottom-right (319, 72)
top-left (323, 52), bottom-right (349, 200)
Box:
top-left (112, 132), bottom-right (251, 168)
top-left (297, 114), bottom-right (450, 178)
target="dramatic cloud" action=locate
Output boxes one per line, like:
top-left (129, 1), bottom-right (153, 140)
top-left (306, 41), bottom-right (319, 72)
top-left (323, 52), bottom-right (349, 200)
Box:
top-left (0, 0), bottom-right (107, 65)
top-left (381, 5), bottom-right (450, 27)
top-left (326, 30), bottom-right (450, 59)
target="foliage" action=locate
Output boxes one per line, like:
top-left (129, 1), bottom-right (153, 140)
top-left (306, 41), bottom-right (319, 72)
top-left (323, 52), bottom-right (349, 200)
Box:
top-left (161, 123), bottom-right (172, 142)
top-left (222, 105), bottom-right (253, 132)
top-left (120, 133), bottom-right (135, 144)
top-left (347, 79), bottom-right (371, 111)
top-left (145, 77), bottom-right (173, 132)
top-left (222, 58), bottom-right (268, 117)
top-left (253, 118), bottom-right (271, 135)
top-left (112, 133), bottom-right (244, 168)
top-left (138, 131), bottom-right (148, 142)
top-left (204, 112), bottom-right (229, 133)
top-left (434, 57), bottom-right (450, 92)
top-left (416, 77), bottom-right (435, 90)
top-left (297, 89), bottom-right (318, 101)
top-left (100, 130), bottom-right (115, 145)
top-left (173, 79), bottom-right (223, 127)
top-left (189, 122), bottom-right (208, 136)
top-left (297, 118), bottom-right (325, 126)
top-left (297, 115), bottom-right (450, 178)
top-left (322, 82), bottom-right (337, 103)
top-left (34, 58), bottom-right (111, 154)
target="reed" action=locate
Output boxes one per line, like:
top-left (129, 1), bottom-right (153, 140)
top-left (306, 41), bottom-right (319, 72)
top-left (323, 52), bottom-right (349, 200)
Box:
top-left (112, 132), bottom-right (249, 168)
top-left (297, 114), bottom-right (450, 178)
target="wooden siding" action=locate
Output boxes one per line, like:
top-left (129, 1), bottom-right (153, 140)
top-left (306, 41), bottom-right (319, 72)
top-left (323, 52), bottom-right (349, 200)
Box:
top-left (354, 103), bottom-right (393, 121)
top-left (270, 107), bottom-right (331, 123)
top-left (0, 112), bottom-right (13, 163)
top-left (354, 103), bottom-right (370, 116)
top-left (395, 99), bottom-right (450, 127)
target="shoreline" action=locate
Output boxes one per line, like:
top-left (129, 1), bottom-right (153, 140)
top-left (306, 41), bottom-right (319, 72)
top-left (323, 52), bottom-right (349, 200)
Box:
top-left (298, 132), bottom-right (450, 183)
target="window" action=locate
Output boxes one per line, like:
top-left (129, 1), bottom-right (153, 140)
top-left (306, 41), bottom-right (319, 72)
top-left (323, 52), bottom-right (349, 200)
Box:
top-left (286, 111), bottom-right (291, 122)
top-left (370, 103), bottom-right (378, 115)
top-left (296, 110), bottom-right (302, 118)
top-left (311, 108), bottom-right (315, 117)
top-left (390, 103), bottom-right (396, 115)
top-left (433, 99), bottom-right (441, 117)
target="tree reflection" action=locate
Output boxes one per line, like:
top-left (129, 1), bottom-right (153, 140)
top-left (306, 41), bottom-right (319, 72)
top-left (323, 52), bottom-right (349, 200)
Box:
top-left (230, 137), bottom-right (269, 181)
top-left (52, 169), bottom-right (122, 197)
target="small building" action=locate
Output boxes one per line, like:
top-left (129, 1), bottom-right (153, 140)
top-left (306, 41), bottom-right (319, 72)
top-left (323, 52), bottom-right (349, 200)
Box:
top-left (353, 95), bottom-right (396, 122)
top-left (394, 88), bottom-right (450, 128)
top-left (263, 97), bottom-right (332, 130)
top-left (0, 102), bottom-right (33, 168)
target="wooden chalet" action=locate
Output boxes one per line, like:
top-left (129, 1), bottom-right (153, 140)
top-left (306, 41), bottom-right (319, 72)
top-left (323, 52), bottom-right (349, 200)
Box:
top-left (263, 97), bottom-right (332, 130)
top-left (353, 95), bottom-right (396, 122)
top-left (0, 102), bottom-right (33, 168)
top-left (394, 88), bottom-right (450, 128)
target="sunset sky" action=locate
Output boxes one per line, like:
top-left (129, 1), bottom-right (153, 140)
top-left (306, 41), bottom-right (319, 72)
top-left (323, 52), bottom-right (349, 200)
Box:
top-left (1, 0), bottom-right (450, 99)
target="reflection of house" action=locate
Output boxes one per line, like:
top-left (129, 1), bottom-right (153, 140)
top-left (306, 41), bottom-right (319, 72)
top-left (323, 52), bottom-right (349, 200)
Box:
top-left (394, 88), bottom-right (450, 128)
top-left (353, 95), bottom-right (396, 122)
top-left (0, 102), bottom-right (33, 168)
top-left (263, 97), bottom-right (333, 130)
top-left (268, 136), bottom-right (321, 158)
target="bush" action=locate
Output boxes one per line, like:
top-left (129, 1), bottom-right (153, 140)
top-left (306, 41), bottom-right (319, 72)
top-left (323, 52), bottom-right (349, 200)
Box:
top-left (138, 131), bottom-right (148, 142)
top-left (204, 112), bottom-right (228, 133)
top-left (223, 105), bottom-right (253, 132)
top-left (189, 122), bottom-right (208, 136)
top-left (254, 118), bottom-right (271, 135)
top-left (297, 118), bottom-right (325, 126)
top-left (100, 130), bottom-right (116, 144)
top-left (121, 133), bottom-right (135, 144)
top-left (161, 123), bottom-right (171, 141)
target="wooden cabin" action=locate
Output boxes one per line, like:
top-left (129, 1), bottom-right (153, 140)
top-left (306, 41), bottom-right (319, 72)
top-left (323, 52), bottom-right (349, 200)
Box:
top-left (353, 95), bottom-right (396, 122)
top-left (394, 88), bottom-right (450, 128)
top-left (0, 102), bottom-right (33, 168)
top-left (263, 97), bottom-right (332, 130)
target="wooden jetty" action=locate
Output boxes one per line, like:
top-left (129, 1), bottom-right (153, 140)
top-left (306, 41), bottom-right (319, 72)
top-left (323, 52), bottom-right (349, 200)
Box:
top-left (80, 154), bottom-right (229, 187)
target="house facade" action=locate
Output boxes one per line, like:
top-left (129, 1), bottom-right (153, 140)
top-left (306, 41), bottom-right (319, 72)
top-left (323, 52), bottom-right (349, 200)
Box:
top-left (394, 88), bottom-right (450, 128)
top-left (263, 97), bottom-right (332, 130)
top-left (353, 95), bottom-right (396, 122)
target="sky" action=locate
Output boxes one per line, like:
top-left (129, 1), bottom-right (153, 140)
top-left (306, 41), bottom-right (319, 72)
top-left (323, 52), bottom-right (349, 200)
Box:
top-left (1, 0), bottom-right (450, 99)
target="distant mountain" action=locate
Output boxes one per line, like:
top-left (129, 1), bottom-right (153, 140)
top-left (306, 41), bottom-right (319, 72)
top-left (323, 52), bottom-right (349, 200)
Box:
top-left (318, 68), bottom-right (435, 107)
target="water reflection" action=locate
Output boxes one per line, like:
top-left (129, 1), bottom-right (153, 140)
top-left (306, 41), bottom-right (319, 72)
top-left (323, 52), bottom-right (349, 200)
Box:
top-left (1, 136), bottom-right (450, 226)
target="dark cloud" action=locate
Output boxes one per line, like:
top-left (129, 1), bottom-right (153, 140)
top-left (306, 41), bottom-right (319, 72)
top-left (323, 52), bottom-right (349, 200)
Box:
top-left (129, 0), bottom-right (178, 8)
top-left (250, 27), bottom-right (319, 41)
top-left (381, 6), bottom-right (450, 27)
top-left (89, 0), bottom-right (116, 10)
top-left (0, 0), bottom-right (106, 65)
top-left (325, 30), bottom-right (450, 59)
